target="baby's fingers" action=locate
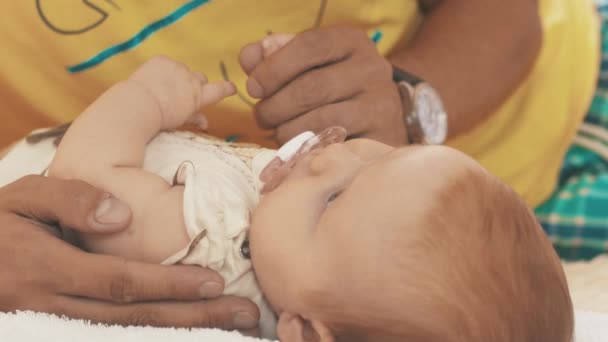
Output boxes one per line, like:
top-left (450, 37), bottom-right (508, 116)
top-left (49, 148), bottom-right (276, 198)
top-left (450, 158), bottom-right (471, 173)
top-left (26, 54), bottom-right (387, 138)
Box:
top-left (198, 81), bottom-right (236, 108)
top-left (192, 71), bottom-right (208, 85)
top-left (186, 114), bottom-right (209, 130)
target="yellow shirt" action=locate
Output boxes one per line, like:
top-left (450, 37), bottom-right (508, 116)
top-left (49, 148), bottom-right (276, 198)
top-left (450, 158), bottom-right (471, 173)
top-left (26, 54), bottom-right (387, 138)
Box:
top-left (0, 0), bottom-right (599, 207)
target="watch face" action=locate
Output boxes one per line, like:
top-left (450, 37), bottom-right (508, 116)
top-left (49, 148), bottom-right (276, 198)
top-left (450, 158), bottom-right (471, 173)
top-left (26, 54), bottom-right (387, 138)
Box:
top-left (416, 84), bottom-right (448, 145)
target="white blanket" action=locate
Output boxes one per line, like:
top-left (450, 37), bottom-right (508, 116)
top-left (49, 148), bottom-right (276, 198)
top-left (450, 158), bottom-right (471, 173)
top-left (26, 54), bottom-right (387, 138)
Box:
top-left (0, 311), bottom-right (273, 342)
top-left (574, 311), bottom-right (608, 342)
top-left (563, 256), bottom-right (608, 314)
top-left (0, 310), bottom-right (606, 342)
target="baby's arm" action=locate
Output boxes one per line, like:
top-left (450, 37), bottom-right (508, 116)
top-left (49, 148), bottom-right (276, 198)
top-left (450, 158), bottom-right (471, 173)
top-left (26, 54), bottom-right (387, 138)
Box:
top-left (49, 56), bottom-right (235, 262)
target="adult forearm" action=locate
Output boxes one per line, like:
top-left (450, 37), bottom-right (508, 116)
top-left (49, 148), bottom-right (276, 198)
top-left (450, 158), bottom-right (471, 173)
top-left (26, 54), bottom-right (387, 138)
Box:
top-left (390, 0), bottom-right (542, 137)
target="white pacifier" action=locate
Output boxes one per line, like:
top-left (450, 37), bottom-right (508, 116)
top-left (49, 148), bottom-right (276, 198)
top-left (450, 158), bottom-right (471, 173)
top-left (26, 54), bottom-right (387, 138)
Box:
top-left (260, 126), bottom-right (347, 193)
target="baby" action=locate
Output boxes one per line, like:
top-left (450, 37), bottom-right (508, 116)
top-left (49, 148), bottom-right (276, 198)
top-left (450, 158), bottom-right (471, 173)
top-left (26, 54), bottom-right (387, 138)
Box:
top-left (14, 51), bottom-right (569, 340)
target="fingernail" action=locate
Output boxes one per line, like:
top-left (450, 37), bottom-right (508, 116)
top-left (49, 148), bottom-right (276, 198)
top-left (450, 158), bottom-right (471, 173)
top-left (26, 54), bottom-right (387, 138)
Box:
top-left (199, 281), bottom-right (223, 298)
top-left (94, 194), bottom-right (131, 227)
top-left (247, 77), bottom-right (263, 98)
top-left (261, 38), bottom-right (278, 57)
top-left (233, 312), bottom-right (257, 329)
top-left (261, 38), bottom-right (271, 50)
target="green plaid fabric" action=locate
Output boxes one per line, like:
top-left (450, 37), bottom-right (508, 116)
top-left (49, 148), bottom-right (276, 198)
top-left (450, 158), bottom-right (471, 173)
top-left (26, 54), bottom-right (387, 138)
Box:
top-left (535, 3), bottom-right (608, 260)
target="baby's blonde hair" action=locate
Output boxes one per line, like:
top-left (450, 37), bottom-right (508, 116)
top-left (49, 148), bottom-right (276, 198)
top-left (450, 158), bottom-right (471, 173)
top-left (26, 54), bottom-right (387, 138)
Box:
top-left (309, 166), bottom-right (573, 341)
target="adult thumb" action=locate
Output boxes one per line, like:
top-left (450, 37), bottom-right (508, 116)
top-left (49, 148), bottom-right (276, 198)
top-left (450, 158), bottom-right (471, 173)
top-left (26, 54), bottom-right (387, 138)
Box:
top-left (261, 33), bottom-right (295, 57)
top-left (1, 175), bottom-right (131, 233)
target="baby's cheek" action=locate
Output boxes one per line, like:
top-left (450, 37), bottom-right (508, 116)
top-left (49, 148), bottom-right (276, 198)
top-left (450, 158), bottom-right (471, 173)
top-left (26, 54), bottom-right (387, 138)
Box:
top-left (249, 201), bottom-right (281, 254)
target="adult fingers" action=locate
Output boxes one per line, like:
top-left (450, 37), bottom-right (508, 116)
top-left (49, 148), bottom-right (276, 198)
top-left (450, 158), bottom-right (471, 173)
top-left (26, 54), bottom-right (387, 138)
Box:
top-left (246, 26), bottom-right (370, 98)
top-left (274, 100), bottom-right (370, 144)
top-left (53, 295), bottom-right (260, 330)
top-left (0, 175), bottom-right (131, 234)
top-left (58, 252), bottom-right (226, 302)
top-left (274, 83), bottom-right (404, 145)
top-left (239, 33), bottom-right (294, 76)
top-left (239, 41), bottom-right (264, 75)
top-left (253, 56), bottom-right (378, 128)
top-left (261, 34), bottom-right (294, 57)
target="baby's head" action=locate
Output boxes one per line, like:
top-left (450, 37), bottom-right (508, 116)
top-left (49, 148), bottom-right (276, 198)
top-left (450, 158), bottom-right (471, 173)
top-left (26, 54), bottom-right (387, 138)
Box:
top-left (249, 139), bottom-right (573, 341)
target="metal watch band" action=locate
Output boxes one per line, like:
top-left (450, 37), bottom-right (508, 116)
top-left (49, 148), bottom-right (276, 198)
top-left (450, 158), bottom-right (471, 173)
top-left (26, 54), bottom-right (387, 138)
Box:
top-left (392, 65), bottom-right (423, 86)
top-left (396, 81), bottom-right (422, 144)
top-left (393, 65), bottom-right (425, 144)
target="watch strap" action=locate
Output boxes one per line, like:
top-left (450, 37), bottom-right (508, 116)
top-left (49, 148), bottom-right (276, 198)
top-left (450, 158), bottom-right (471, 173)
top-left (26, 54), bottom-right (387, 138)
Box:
top-left (392, 65), bottom-right (423, 86)
top-left (396, 81), bottom-right (422, 144)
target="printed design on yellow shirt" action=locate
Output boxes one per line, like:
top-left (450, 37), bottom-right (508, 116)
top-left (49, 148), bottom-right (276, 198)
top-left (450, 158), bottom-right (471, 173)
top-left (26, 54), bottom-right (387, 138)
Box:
top-left (33, 0), bottom-right (382, 142)
top-left (36, 0), bottom-right (120, 35)
top-left (35, 0), bottom-right (333, 75)
top-left (36, 0), bottom-right (212, 73)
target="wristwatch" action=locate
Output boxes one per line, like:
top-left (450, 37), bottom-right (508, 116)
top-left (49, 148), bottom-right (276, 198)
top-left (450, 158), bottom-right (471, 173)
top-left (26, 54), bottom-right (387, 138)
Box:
top-left (393, 66), bottom-right (447, 145)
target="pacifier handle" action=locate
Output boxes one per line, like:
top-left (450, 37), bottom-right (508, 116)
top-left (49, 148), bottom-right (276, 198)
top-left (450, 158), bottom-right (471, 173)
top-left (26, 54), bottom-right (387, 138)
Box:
top-left (260, 127), bottom-right (347, 193)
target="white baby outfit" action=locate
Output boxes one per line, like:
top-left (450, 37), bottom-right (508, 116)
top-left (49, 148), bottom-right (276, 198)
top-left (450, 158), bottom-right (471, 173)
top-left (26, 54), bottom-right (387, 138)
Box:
top-left (0, 130), bottom-right (279, 339)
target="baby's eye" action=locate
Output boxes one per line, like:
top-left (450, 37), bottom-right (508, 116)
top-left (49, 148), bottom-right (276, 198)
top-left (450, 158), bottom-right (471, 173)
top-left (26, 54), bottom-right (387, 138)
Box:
top-left (327, 192), bottom-right (341, 204)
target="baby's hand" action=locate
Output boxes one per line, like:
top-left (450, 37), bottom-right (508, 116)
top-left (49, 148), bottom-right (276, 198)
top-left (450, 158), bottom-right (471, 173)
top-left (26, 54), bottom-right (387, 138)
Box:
top-left (129, 56), bottom-right (236, 130)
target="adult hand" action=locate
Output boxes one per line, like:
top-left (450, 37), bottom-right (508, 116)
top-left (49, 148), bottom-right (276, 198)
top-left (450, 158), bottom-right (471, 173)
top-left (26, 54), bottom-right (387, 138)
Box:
top-left (0, 175), bottom-right (259, 332)
top-left (240, 26), bottom-right (408, 146)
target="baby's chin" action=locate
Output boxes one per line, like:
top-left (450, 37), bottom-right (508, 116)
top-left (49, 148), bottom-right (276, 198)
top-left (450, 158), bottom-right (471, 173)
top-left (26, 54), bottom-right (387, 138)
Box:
top-left (249, 268), bottom-right (299, 317)
top-left (247, 244), bottom-right (310, 316)
top-left (247, 229), bottom-right (282, 309)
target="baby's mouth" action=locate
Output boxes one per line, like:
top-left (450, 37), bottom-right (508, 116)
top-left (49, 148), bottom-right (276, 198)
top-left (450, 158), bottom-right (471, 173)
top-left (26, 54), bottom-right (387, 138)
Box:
top-left (259, 127), bottom-right (347, 193)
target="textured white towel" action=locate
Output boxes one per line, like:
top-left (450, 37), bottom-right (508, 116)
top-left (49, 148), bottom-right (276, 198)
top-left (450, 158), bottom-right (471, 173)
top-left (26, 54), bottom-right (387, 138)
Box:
top-left (574, 311), bottom-right (608, 342)
top-left (0, 310), bottom-right (606, 341)
top-left (563, 256), bottom-right (608, 313)
top-left (0, 311), bottom-right (274, 342)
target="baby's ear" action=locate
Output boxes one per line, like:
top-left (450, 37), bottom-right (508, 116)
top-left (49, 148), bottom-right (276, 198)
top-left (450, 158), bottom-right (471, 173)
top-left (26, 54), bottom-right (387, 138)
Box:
top-left (277, 312), bottom-right (335, 342)
top-left (262, 33), bottom-right (295, 58)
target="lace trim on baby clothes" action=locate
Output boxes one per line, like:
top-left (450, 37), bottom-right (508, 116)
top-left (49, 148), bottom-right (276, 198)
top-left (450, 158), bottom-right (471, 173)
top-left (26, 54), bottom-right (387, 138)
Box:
top-left (163, 131), bottom-right (267, 190)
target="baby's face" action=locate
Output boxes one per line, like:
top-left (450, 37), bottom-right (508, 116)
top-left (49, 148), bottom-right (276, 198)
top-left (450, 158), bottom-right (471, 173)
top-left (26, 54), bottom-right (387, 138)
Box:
top-left (249, 139), bottom-right (480, 316)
